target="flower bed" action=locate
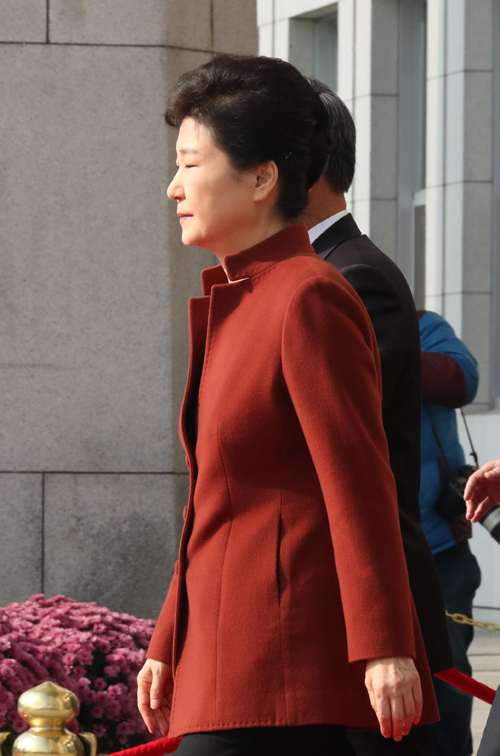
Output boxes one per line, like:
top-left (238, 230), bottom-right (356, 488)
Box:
top-left (0, 595), bottom-right (157, 755)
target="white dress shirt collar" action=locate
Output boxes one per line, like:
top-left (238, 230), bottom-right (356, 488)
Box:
top-left (308, 209), bottom-right (350, 245)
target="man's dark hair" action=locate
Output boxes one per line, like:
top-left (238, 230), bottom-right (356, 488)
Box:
top-left (307, 78), bottom-right (356, 194)
top-left (165, 55), bottom-right (331, 222)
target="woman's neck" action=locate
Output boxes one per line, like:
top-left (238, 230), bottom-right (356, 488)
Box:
top-left (212, 213), bottom-right (287, 268)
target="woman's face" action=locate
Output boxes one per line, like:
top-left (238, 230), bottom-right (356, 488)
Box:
top-left (167, 118), bottom-right (281, 256)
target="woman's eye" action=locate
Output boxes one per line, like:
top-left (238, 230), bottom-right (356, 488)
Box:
top-left (185, 164), bottom-right (196, 168)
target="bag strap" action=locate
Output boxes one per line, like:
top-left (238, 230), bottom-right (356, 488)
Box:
top-left (429, 416), bottom-right (453, 478)
top-left (460, 408), bottom-right (479, 468)
top-left (430, 409), bottom-right (479, 475)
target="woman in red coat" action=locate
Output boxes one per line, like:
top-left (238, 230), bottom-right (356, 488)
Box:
top-left (137, 55), bottom-right (438, 755)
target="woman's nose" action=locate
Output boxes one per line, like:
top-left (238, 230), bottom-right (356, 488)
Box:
top-left (167, 170), bottom-right (184, 202)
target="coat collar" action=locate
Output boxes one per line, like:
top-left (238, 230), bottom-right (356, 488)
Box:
top-left (200, 223), bottom-right (315, 296)
top-left (311, 213), bottom-right (362, 258)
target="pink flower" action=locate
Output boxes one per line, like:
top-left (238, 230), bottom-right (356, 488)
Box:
top-left (107, 683), bottom-right (127, 699)
top-left (0, 595), bottom-right (155, 751)
top-left (76, 649), bottom-right (93, 665)
top-left (12, 713), bottom-right (27, 732)
top-left (105, 699), bottom-right (121, 720)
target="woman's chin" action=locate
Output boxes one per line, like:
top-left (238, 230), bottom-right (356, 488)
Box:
top-left (181, 228), bottom-right (213, 251)
top-left (180, 228), bottom-right (200, 247)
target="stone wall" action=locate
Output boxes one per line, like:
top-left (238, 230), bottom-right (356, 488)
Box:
top-left (425, 0), bottom-right (493, 410)
top-left (0, 0), bottom-right (257, 618)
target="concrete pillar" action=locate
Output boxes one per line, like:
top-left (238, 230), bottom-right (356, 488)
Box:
top-left (0, 0), bottom-right (257, 616)
top-left (425, 0), bottom-right (493, 409)
top-left (347, 0), bottom-right (399, 260)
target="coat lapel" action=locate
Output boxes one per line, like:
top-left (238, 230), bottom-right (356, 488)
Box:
top-left (179, 296), bottom-right (211, 456)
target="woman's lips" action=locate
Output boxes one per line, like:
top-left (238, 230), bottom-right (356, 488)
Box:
top-left (178, 214), bottom-right (192, 223)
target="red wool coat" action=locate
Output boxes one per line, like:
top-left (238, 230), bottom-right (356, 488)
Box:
top-left (147, 223), bottom-right (438, 737)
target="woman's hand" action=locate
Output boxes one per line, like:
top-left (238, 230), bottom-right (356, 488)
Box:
top-left (464, 459), bottom-right (500, 522)
top-left (365, 656), bottom-right (422, 741)
top-left (137, 659), bottom-right (174, 736)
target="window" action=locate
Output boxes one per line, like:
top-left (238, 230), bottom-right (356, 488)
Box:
top-left (313, 12), bottom-right (338, 91)
top-left (288, 6), bottom-right (338, 91)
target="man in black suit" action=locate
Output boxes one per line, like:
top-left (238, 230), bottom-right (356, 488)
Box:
top-left (303, 80), bottom-right (453, 755)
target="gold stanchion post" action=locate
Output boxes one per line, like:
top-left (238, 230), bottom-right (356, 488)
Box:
top-left (12, 682), bottom-right (97, 756)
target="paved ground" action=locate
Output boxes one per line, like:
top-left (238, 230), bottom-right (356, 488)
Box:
top-left (469, 630), bottom-right (500, 755)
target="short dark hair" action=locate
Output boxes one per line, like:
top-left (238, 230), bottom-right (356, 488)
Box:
top-left (307, 79), bottom-right (356, 194)
top-left (165, 55), bottom-right (331, 221)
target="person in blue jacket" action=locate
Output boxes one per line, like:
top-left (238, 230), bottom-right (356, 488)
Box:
top-left (418, 310), bottom-right (480, 756)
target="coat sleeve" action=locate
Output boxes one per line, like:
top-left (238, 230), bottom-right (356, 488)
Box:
top-left (281, 275), bottom-right (416, 663)
top-left (146, 561), bottom-right (179, 664)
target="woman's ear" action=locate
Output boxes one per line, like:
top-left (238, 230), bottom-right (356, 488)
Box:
top-left (253, 161), bottom-right (279, 204)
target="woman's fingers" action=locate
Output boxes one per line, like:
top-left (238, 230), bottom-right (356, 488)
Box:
top-left (137, 673), bottom-right (157, 734)
top-left (371, 693), bottom-right (392, 739)
top-left (368, 687), bottom-right (414, 741)
top-left (402, 690), bottom-right (415, 735)
top-left (364, 665), bottom-right (392, 738)
top-left (137, 659), bottom-right (173, 734)
top-left (385, 680), bottom-right (420, 740)
top-left (365, 656), bottom-right (422, 741)
top-left (412, 674), bottom-right (423, 725)
top-left (365, 681), bottom-right (375, 713)
top-left (150, 664), bottom-right (169, 710)
top-left (152, 698), bottom-right (171, 736)
top-left (390, 694), bottom-right (405, 741)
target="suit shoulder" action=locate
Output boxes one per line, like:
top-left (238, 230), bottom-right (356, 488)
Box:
top-left (331, 236), bottom-right (411, 292)
top-left (328, 237), bottom-right (420, 326)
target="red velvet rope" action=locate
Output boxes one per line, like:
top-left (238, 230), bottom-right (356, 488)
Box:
top-left (435, 668), bottom-right (496, 705)
top-left (105, 669), bottom-right (496, 756)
